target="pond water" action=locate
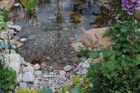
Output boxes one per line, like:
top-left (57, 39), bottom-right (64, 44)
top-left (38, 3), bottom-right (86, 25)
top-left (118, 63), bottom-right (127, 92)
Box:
top-left (15, 0), bottom-right (99, 69)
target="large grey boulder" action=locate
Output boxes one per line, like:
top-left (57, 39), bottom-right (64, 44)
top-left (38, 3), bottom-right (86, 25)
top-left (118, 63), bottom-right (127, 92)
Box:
top-left (23, 72), bottom-right (35, 82)
top-left (9, 53), bottom-right (22, 74)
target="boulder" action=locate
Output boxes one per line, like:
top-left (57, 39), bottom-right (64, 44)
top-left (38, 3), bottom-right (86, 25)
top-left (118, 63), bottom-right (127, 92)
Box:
top-left (80, 27), bottom-right (111, 49)
top-left (9, 53), bottom-right (22, 74)
top-left (23, 72), bottom-right (35, 82)
top-left (0, 0), bottom-right (15, 10)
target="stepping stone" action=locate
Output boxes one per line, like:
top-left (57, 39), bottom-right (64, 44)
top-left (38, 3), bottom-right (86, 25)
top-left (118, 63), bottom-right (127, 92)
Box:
top-left (71, 42), bottom-right (85, 52)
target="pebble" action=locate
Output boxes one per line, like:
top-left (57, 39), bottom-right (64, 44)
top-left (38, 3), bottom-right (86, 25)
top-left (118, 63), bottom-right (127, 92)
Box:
top-left (22, 72), bottom-right (35, 82)
top-left (34, 70), bottom-right (42, 76)
top-left (63, 65), bottom-right (72, 72)
top-left (20, 38), bottom-right (27, 42)
top-left (33, 64), bottom-right (40, 70)
top-left (19, 82), bottom-right (27, 88)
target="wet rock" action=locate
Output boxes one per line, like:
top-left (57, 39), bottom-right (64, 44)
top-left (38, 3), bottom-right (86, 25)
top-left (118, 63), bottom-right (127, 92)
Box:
top-left (22, 66), bottom-right (34, 73)
top-left (20, 38), bottom-right (27, 42)
top-left (33, 64), bottom-right (40, 70)
top-left (63, 65), bottom-right (72, 72)
top-left (23, 72), bottom-right (35, 82)
top-left (19, 82), bottom-right (27, 88)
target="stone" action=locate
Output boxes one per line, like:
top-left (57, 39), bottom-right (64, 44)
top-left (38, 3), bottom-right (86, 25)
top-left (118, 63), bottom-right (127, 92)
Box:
top-left (59, 70), bottom-right (66, 77)
top-left (34, 70), bottom-right (42, 76)
top-left (63, 65), bottom-right (72, 72)
top-left (8, 24), bottom-right (22, 31)
top-left (40, 62), bottom-right (47, 70)
top-left (33, 64), bottom-right (40, 70)
top-left (80, 27), bottom-right (111, 49)
top-left (9, 53), bottom-right (22, 74)
top-left (7, 21), bottom-right (14, 25)
top-left (80, 57), bottom-right (87, 62)
top-left (83, 61), bottom-right (90, 68)
top-left (77, 68), bottom-right (88, 75)
top-left (8, 29), bottom-right (16, 35)
top-left (0, 0), bottom-right (15, 10)
top-left (71, 42), bottom-right (85, 51)
top-left (20, 38), bottom-right (27, 42)
top-left (23, 72), bottom-right (35, 82)
top-left (19, 82), bottom-right (27, 88)
top-left (22, 66), bottom-right (34, 73)
top-left (17, 74), bottom-right (23, 83)
top-left (14, 3), bottom-right (20, 7)
top-left (10, 40), bottom-right (17, 45)
top-left (68, 57), bottom-right (79, 63)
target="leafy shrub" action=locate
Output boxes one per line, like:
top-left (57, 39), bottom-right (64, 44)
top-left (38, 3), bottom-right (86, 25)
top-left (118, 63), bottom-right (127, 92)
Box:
top-left (87, 54), bottom-right (140, 93)
top-left (16, 88), bottom-right (41, 93)
top-left (104, 22), bottom-right (140, 56)
top-left (59, 75), bottom-right (92, 93)
top-left (0, 67), bottom-right (16, 93)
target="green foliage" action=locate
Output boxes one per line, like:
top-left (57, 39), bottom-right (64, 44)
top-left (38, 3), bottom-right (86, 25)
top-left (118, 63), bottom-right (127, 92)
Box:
top-left (59, 75), bottom-right (92, 93)
top-left (16, 88), bottom-right (41, 93)
top-left (20, 0), bottom-right (37, 13)
top-left (0, 67), bottom-right (16, 93)
top-left (87, 55), bottom-right (140, 93)
top-left (77, 47), bottom-right (90, 57)
top-left (104, 21), bottom-right (140, 56)
top-left (0, 10), bottom-right (7, 30)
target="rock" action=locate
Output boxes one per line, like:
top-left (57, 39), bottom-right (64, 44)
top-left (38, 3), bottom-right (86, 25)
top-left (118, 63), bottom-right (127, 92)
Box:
top-left (9, 53), bottom-right (22, 74)
top-left (14, 3), bottom-right (20, 7)
top-left (22, 66), bottom-right (34, 73)
top-left (8, 24), bottom-right (22, 31)
top-left (80, 57), bottom-right (87, 62)
top-left (83, 61), bottom-right (90, 68)
top-left (40, 62), bottom-right (47, 70)
top-left (33, 64), bottom-right (40, 70)
top-left (59, 70), bottom-right (66, 77)
top-left (68, 57), bottom-right (79, 63)
top-left (10, 40), bottom-right (17, 45)
top-left (34, 70), bottom-right (42, 76)
top-left (17, 74), bottom-right (23, 83)
top-left (63, 65), bottom-right (72, 72)
top-left (23, 72), bottom-right (35, 82)
top-left (71, 42), bottom-right (85, 52)
top-left (0, 0), bottom-right (15, 10)
top-left (19, 82), bottom-right (27, 88)
top-left (11, 36), bottom-right (20, 41)
top-left (20, 38), bottom-right (27, 42)
top-left (7, 21), bottom-right (14, 25)
top-left (77, 68), bottom-right (88, 75)
top-left (8, 29), bottom-right (16, 35)
top-left (80, 27), bottom-right (111, 49)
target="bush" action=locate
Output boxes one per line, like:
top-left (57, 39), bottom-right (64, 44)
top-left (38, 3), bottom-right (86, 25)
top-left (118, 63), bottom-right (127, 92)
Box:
top-left (87, 55), bottom-right (140, 93)
top-left (0, 66), bottom-right (16, 93)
